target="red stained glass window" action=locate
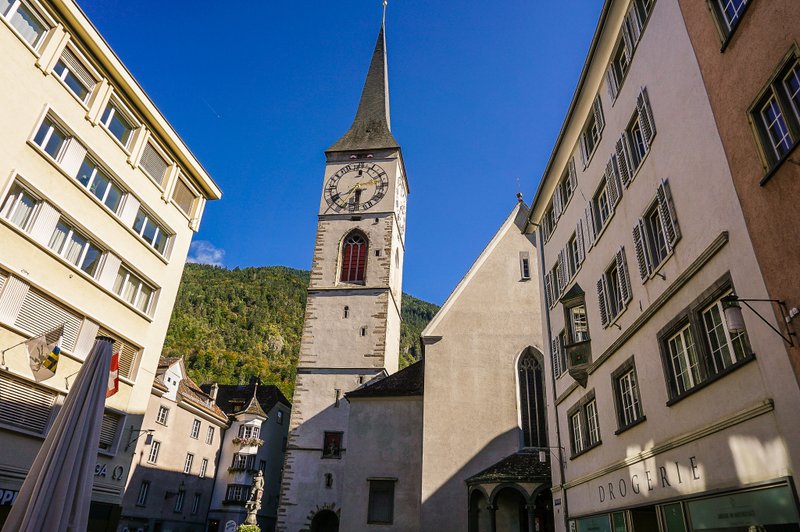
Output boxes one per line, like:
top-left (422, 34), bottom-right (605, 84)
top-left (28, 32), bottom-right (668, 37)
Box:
top-left (340, 232), bottom-right (367, 283)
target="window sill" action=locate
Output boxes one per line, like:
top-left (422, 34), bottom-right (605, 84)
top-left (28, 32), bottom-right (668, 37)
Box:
top-left (569, 439), bottom-right (602, 460)
top-left (614, 415), bottom-right (647, 435)
top-left (666, 353), bottom-right (756, 407)
top-left (759, 138), bottom-right (800, 186)
top-left (0, 16), bottom-right (47, 59)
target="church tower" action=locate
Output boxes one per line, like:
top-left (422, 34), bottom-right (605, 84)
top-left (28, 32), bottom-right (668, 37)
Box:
top-left (277, 20), bottom-right (408, 532)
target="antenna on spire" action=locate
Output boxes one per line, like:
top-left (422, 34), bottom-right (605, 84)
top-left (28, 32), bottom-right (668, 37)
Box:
top-left (382, 0), bottom-right (387, 26)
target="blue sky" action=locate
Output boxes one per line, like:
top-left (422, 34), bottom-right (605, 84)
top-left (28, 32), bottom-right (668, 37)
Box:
top-left (80, 1), bottom-right (603, 305)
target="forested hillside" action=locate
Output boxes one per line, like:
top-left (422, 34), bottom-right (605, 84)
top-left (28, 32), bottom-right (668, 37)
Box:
top-left (162, 264), bottom-right (438, 398)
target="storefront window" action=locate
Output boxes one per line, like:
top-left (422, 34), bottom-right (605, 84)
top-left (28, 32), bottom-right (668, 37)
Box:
top-left (687, 485), bottom-right (799, 531)
top-left (660, 503), bottom-right (687, 532)
top-left (576, 515), bottom-right (612, 532)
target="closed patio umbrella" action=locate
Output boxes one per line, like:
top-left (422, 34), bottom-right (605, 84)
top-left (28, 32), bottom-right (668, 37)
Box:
top-left (2, 336), bottom-right (113, 532)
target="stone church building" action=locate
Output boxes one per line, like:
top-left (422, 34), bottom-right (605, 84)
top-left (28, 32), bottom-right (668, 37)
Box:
top-left (277, 18), bottom-right (553, 531)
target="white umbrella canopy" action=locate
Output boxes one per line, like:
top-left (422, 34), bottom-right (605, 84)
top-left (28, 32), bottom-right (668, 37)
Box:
top-left (2, 336), bottom-right (113, 532)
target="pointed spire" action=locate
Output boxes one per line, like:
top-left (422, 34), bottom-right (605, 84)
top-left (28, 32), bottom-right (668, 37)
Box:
top-left (327, 23), bottom-right (400, 153)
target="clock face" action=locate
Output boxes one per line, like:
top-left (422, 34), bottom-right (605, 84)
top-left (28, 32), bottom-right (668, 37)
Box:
top-left (324, 163), bottom-right (389, 212)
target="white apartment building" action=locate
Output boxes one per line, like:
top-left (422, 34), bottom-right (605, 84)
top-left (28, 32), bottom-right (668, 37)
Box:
top-left (528, 1), bottom-right (800, 531)
top-left (0, 0), bottom-right (220, 528)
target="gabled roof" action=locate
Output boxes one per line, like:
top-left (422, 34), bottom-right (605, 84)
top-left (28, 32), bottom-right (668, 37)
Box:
top-left (466, 449), bottom-right (551, 485)
top-left (178, 379), bottom-right (228, 420)
top-left (346, 361), bottom-right (424, 399)
top-left (202, 383), bottom-right (291, 417)
top-left (422, 201), bottom-right (531, 339)
top-left (327, 24), bottom-right (400, 153)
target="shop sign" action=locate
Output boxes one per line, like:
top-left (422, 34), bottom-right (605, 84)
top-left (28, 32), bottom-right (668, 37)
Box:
top-left (596, 455), bottom-right (702, 504)
top-left (0, 489), bottom-right (18, 506)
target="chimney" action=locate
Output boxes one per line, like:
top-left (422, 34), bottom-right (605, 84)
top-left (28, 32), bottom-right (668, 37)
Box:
top-left (210, 383), bottom-right (219, 402)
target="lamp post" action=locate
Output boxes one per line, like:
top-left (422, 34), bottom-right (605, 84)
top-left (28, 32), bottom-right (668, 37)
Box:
top-left (720, 294), bottom-right (795, 346)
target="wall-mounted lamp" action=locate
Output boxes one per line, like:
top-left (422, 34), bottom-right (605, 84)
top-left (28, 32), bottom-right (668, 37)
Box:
top-left (126, 427), bottom-right (154, 451)
top-left (721, 294), bottom-right (796, 346)
top-left (536, 446), bottom-right (566, 467)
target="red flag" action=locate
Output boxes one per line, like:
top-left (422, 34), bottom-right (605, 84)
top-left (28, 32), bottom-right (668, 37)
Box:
top-left (106, 351), bottom-right (119, 398)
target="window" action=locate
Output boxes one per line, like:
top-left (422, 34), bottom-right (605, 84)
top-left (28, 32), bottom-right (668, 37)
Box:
top-left (132, 208), bottom-right (170, 255)
top-left (238, 424), bottom-right (260, 439)
top-left (172, 178), bottom-right (198, 217)
top-left (190, 419), bottom-right (200, 439)
top-left (520, 252), bottom-right (531, 280)
top-left (147, 440), bottom-right (161, 464)
top-left (518, 349), bottom-right (547, 448)
top-left (100, 102), bottom-right (135, 148)
top-left (568, 303), bottom-right (589, 344)
top-left (156, 405), bottom-right (169, 425)
top-left (597, 248), bottom-right (632, 327)
top-left (277, 410), bottom-right (284, 424)
top-left (113, 266), bottom-right (155, 313)
top-left (48, 220), bottom-right (103, 277)
top-left (199, 458), bottom-right (208, 478)
top-left (0, 373), bottom-right (57, 434)
top-left (659, 279), bottom-right (754, 401)
top-left (752, 57), bottom-right (800, 169)
top-left (191, 493), bottom-right (201, 515)
top-left (76, 159), bottom-right (124, 213)
top-left (710, 0), bottom-right (749, 35)
top-left (586, 160), bottom-right (622, 243)
top-left (322, 431), bottom-right (342, 458)
top-left (559, 158), bottom-right (578, 210)
top-left (343, 306), bottom-right (350, 319)
top-left (541, 205), bottom-right (556, 242)
top-left (206, 426), bottom-right (214, 444)
top-left (340, 232), bottom-right (367, 283)
top-left (139, 142), bottom-right (170, 185)
top-left (568, 392), bottom-right (601, 457)
top-left (360, 326), bottom-right (367, 337)
top-left (1, 183), bottom-right (39, 231)
top-left (184, 453), bottom-right (194, 474)
top-left (579, 95), bottom-right (605, 167)
top-left (1, 0), bottom-right (48, 48)
top-left (231, 453), bottom-right (254, 471)
top-left (544, 262), bottom-right (561, 309)
top-left (174, 489), bottom-right (185, 513)
top-left (625, 91), bottom-right (656, 173)
top-left (53, 49), bottom-right (95, 103)
top-left (633, 180), bottom-right (680, 280)
top-left (136, 481), bottom-right (150, 506)
top-left (566, 227), bottom-right (585, 279)
top-left (611, 357), bottom-right (645, 431)
top-left (33, 118), bottom-right (68, 160)
top-left (367, 479), bottom-right (395, 524)
top-left (551, 330), bottom-right (568, 378)
top-left (225, 484), bottom-right (250, 504)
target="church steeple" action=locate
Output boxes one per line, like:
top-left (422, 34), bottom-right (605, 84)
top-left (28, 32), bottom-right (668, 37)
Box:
top-left (327, 24), bottom-right (400, 153)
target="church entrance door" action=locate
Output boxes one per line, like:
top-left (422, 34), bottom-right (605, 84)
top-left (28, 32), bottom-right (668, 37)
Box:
top-left (310, 509), bottom-right (339, 532)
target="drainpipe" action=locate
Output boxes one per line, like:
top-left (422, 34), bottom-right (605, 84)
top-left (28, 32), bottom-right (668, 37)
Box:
top-left (535, 225), bottom-right (570, 532)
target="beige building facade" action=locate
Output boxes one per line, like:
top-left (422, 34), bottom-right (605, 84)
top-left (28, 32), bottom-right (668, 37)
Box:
top-left (0, 0), bottom-right (220, 528)
top-left (527, 1), bottom-right (800, 531)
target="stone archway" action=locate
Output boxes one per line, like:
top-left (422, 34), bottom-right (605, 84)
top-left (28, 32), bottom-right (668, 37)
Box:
top-left (494, 486), bottom-right (529, 532)
top-left (469, 488), bottom-right (492, 532)
top-left (309, 509), bottom-right (339, 532)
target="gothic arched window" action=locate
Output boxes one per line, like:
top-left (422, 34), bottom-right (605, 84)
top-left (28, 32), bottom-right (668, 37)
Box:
top-left (340, 232), bottom-right (368, 283)
top-left (519, 348), bottom-right (547, 448)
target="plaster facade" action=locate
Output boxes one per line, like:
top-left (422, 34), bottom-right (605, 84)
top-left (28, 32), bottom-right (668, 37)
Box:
top-left (528, 1), bottom-right (800, 531)
top-left (0, 0), bottom-right (219, 528)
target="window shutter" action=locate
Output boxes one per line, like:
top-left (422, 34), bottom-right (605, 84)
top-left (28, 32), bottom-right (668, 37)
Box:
top-left (553, 190), bottom-right (562, 220)
top-left (0, 373), bottom-right (56, 434)
top-left (606, 158), bottom-right (622, 208)
top-left (657, 179), bottom-right (681, 248)
top-left (584, 202), bottom-right (596, 246)
top-left (626, 4), bottom-right (642, 45)
top-left (568, 158), bottom-right (577, 193)
top-left (576, 220), bottom-right (586, 265)
top-left (621, 18), bottom-right (634, 57)
top-left (99, 411), bottom-right (121, 451)
top-left (97, 327), bottom-right (141, 380)
top-left (544, 273), bottom-right (553, 308)
top-left (615, 135), bottom-right (632, 187)
top-left (140, 142), bottom-right (170, 185)
top-left (15, 289), bottom-right (81, 351)
top-left (59, 139), bottom-right (88, 177)
top-left (60, 49), bottom-right (96, 93)
top-left (558, 249), bottom-right (568, 289)
top-left (73, 319), bottom-right (100, 360)
top-left (28, 201), bottom-right (60, 244)
top-left (551, 336), bottom-right (561, 377)
top-left (172, 178), bottom-right (197, 217)
top-left (593, 96), bottom-right (605, 133)
top-left (632, 220), bottom-right (651, 281)
top-left (606, 65), bottom-right (619, 101)
top-left (0, 276), bottom-right (29, 324)
top-left (637, 87), bottom-right (656, 148)
top-left (616, 247), bottom-right (632, 304)
top-left (597, 276), bottom-right (609, 328)
top-left (579, 134), bottom-right (588, 168)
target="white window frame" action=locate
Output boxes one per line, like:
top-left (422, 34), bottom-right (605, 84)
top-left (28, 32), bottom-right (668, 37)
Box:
top-left (617, 368), bottom-right (642, 426)
top-left (52, 46), bottom-right (98, 105)
top-left (1, 182), bottom-right (40, 231)
top-left (76, 158), bottom-right (125, 214)
top-left (132, 207), bottom-right (171, 256)
top-left (191, 493), bottom-right (201, 515)
top-left (113, 266), bottom-right (156, 315)
top-left (183, 453), bottom-right (194, 474)
top-left (147, 440), bottom-right (161, 464)
top-left (33, 117), bottom-right (69, 161)
top-left (701, 295), bottom-right (751, 372)
top-left (100, 99), bottom-right (138, 150)
top-left (174, 489), bottom-right (185, 513)
top-left (156, 406), bottom-right (169, 426)
top-left (48, 220), bottom-right (104, 277)
top-left (205, 425), bottom-right (214, 444)
top-left (570, 412), bottom-right (584, 454)
top-left (1, 0), bottom-right (51, 50)
top-left (136, 481), bottom-right (149, 506)
top-left (585, 399), bottom-right (600, 446)
top-left (190, 419), bottom-right (201, 439)
top-left (199, 458), bottom-right (208, 478)
top-left (667, 325), bottom-right (702, 395)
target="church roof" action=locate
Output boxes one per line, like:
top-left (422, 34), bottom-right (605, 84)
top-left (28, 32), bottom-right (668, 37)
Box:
top-left (327, 24), bottom-right (400, 153)
top-left (466, 449), bottom-right (552, 485)
top-left (346, 360), bottom-right (424, 399)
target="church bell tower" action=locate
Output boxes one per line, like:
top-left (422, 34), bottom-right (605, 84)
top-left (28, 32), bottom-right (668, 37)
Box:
top-left (277, 19), bottom-right (408, 532)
